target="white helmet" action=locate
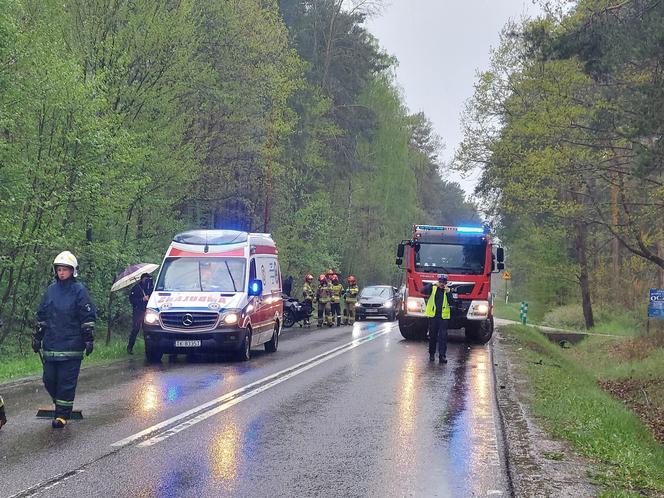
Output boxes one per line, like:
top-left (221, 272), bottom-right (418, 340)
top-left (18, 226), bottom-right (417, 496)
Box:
top-left (53, 251), bottom-right (79, 277)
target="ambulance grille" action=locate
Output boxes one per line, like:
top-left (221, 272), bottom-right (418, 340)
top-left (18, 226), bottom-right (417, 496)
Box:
top-left (161, 312), bottom-right (219, 330)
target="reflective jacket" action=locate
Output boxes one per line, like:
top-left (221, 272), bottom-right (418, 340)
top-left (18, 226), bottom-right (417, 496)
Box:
top-left (423, 284), bottom-right (451, 319)
top-left (316, 283), bottom-right (332, 304)
top-left (330, 283), bottom-right (344, 304)
top-left (302, 282), bottom-right (314, 302)
top-left (37, 278), bottom-right (97, 361)
top-left (344, 285), bottom-right (360, 303)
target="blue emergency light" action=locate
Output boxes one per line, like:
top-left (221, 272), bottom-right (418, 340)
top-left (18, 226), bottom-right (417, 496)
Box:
top-left (456, 226), bottom-right (486, 234)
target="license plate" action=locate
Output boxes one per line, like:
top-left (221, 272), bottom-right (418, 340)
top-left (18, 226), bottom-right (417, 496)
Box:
top-left (175, 340), bottom-right (201, 347)
top-left (365, 309), bottom-right (378, 313)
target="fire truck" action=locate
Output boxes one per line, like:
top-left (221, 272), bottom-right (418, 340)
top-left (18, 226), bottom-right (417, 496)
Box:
top-left (395, 225), bottom-right (504, 343)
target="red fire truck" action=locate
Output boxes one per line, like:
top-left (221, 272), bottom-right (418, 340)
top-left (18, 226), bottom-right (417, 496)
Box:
top-left (395, 225), bottom-right (504, 343)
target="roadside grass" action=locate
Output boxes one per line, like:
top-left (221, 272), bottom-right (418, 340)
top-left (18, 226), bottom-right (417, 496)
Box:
top-left (493, 301), bottom-right (525, 322)
top-left (502, 324), bottom-right (664, 496)
top-left (0, 339), bottom-right (143, 384)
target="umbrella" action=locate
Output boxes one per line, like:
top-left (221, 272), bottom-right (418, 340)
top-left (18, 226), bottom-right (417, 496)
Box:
top-left (110, 263), bottom-right (159, 292)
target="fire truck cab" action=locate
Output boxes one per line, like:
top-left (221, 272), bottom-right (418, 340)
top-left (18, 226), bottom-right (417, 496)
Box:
top-left (396, 225), bottom-right (504, 343)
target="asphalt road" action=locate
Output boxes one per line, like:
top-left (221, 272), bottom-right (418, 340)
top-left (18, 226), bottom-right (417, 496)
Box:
top-left (0, 320), bottom-right (510, 498)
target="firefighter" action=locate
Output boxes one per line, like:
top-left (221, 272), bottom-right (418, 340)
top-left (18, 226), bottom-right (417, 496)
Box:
top-left (421, 274), bottom-right (453, 363)
top-left (315, 274), bottom-right (333, 327)
top-left (33, 251), bottom-right (96, 428)
top-left (324, 268), bottom-right (334, 284)
top-left (329, 274), bottom-right (344, 326)
top-left (343, 276), bottom-right (360, 325)
top-left (0, 395), bottom-right (6, 429)
top-left (301, 273), bottom-right (315, 327)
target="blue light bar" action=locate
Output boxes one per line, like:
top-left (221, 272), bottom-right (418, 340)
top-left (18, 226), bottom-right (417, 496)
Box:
top-left (456, 226), bottom-right (485, 234)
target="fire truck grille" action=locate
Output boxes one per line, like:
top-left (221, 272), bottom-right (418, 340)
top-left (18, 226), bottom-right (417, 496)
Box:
top-left (451, 284), bottom-right (475, 295)
top-left (161, 312), bottom-right (219, 330)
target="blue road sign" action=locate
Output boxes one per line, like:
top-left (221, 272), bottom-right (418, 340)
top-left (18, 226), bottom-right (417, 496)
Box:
top-left (648, 289), bottom-right (664, 319)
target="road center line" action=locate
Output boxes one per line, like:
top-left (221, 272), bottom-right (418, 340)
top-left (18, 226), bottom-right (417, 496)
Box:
top-left (112, 325), bottom-right (395, 449)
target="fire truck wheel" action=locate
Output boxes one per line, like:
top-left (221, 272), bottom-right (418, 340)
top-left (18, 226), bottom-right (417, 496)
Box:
top-left (265, 322), bottom-right (279, 353)
top-left (237, 329), bottom-right (252, 361)
top-left (465, 318), bottom-right (493, 344)
top-left (398, 317), bottom-right (427, 341)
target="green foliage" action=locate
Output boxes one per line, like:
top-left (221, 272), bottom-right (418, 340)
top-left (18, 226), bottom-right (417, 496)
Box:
top-left (505, 325), bottom-right (664, 494)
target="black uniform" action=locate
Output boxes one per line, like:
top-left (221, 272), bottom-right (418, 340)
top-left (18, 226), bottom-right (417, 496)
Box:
top-left (421, 283), bottom-right (454, 360)
top-left (128, 278), bottom-right (153, 352)
top-left (36, 277), bottom-right (96, 420)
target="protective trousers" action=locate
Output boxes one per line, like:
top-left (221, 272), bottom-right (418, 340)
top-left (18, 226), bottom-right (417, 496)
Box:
top-left (128, 308), bottom-right (145, 350)
top-left (344, 303), bottom-right (356, 325)
top-left (43, 359), bottom-right (82, 419)
top-left (302, 300), bottom-right (313, 326)
top-left (330, 303), bottom-right (342, 326)
top-left (317, 302), bottom-right (331, 327)
top-left (428, 317), bottom-right (449, 359)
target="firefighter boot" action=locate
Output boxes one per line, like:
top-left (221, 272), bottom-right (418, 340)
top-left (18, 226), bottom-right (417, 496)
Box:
top-left (0, 396), bottom-right (6, 429)
top-left (52, 417), bottom-right (67, 429)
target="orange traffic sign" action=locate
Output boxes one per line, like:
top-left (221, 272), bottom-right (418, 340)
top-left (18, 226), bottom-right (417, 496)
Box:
top-left (502, 271), bottom-right (511, 280)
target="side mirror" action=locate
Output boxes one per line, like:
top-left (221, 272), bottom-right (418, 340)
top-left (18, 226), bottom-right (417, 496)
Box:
top-left (396, 243), bottom-right (405, 258)
top-left (497, 262), bottom-right (505, 270)
top-left (496, 247), bottom-right (505, 263)
top-left (396, 257), bottom-right (403, 266)
top-left (248, 279), bottom-right (263, 296)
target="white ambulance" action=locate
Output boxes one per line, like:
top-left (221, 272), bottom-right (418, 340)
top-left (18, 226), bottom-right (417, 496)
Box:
top-left (143, 230), bottom-right (283, 362)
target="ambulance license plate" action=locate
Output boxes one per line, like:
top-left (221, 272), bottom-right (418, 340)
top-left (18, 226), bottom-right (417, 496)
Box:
top-left (175, 340), bottom-right (201, 348)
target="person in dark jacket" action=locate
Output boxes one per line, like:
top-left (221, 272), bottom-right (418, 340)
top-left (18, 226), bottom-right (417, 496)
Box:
top-left (421, 274), bottom-right (454, 363)
top-left (127, 273), bottom-right (153, 354)
top-left (33, 251), bottom-right (96, 428)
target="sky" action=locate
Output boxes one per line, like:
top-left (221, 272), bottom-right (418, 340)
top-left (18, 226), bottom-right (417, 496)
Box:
top-left (365, 0), bottom-right (542, 198)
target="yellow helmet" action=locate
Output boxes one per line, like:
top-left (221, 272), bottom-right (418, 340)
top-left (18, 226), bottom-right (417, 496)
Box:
top-left (53, 251), bottom-right (79, 277)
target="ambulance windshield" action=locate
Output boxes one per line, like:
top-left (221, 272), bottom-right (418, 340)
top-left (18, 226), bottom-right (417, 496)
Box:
top-left (156, 257), bottom-right (246, 292)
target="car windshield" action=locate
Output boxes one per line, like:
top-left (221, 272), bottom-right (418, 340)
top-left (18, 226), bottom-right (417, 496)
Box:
top-left (414, 243), bottom-right (486, 275)
top-left (360, 286), bottom-right (392, 298)
top-left (155, 257), bottom-right (246, 292)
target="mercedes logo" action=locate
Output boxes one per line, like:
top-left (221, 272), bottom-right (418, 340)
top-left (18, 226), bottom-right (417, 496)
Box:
top-left (182, 313), bottom-right (194, 327)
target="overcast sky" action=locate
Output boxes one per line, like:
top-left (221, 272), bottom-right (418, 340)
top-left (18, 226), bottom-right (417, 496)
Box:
top-left (365, 0), bottom-right (541, 197)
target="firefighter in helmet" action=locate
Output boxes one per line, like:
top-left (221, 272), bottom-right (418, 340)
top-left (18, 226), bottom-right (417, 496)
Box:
top-left (315, 274), bottom-right (333, 327)
top-left (324, 268), bottom-right (334, 284)
top-left (301, 273), bottom-right (315, 327)
top-left (329, 274), bottom-right (344, 326)
top-left (33, 251), bottom-right (96, 428)
top-left (343, 275), bottom-right (360, 325)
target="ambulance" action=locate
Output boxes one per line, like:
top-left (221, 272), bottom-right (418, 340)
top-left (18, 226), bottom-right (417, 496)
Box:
top-left (143, 230), bottom-right (283, 362)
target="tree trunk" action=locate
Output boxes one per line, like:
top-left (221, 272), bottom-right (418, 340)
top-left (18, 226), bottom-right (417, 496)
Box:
top-left (574, 222), bottom-right (594, 329)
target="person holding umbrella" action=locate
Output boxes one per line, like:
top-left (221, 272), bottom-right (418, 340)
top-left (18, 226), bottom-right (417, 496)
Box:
top-left (33, 251), bottom-right (96, 428)
top-left (127, 273), bottom-right (154, 354)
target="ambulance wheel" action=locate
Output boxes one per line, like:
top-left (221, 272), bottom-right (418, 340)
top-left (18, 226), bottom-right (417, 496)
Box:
top-left (237, 329), bottom-right (252, 361)
top-left (145, 345), bottom-right (163, 364)
top-left (265, 322), bottom-right (279, 353)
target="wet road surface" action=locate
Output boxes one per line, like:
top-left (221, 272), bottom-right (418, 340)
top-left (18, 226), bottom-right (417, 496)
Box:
top-left (0, 321), bottom-right (510, 497)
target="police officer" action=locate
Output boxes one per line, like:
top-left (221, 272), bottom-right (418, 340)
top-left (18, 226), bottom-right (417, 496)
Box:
top-left (315, 274), bottom-right (333, 327)
top-left (127, 272), bottom-right (153, 354)
top-left (421, 274), bottom-right (453, 363)
top-left (301, 273), bottom-right (315, 327)
top-left (329, 274), bottom-right (344, 326)
top-left (343, 276), bottom-right (359, 325)
top-left (33, 251), bottom-right (96, 428)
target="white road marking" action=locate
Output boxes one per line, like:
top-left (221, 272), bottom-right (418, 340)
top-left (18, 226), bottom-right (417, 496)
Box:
top-left (112, 324), bottom-right (395, 448)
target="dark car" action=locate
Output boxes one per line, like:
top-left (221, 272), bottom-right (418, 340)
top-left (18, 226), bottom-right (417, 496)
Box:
top-left (355, 285), bottom-right (402, 321)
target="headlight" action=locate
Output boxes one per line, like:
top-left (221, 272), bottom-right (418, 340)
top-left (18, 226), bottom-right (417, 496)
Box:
top-left (223, 312), bottom-right (239, 325)
top-left (144, 310), bottom-right (159, 325)
top-left (467, 300), bottom-right (490, 320)
top-left (406, 297), bottom-right (425, 313)
top-left (383, 300), bottom-right (393, 308)
top-left (476, 303), bottom-right (489, 314)
top-left (355, 302), bottom-right (361, 308)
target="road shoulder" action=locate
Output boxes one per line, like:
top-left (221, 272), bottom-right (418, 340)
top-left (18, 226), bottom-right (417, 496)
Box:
top-left (492, 328), bottom-right (598, 497)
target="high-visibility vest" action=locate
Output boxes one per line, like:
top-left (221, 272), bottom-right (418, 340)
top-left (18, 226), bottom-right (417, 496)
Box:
top-left (330, 283), bottom-right (344, 303)
top-left (345, 285), bottom-right (359, 303)
top-left (425, 285), bottom-right (450, 319)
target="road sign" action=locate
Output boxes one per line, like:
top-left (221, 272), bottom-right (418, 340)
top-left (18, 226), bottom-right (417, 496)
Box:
top-left (648, 289), bottom-right (664, 319)
top-left (502, 271), bottom-right (511, 280)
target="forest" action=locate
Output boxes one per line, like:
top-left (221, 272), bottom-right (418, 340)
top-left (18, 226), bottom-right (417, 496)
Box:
top-left (0, 0), bottom-right (478, 348)
top-left (456, 0), bottom-right (664, 328)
